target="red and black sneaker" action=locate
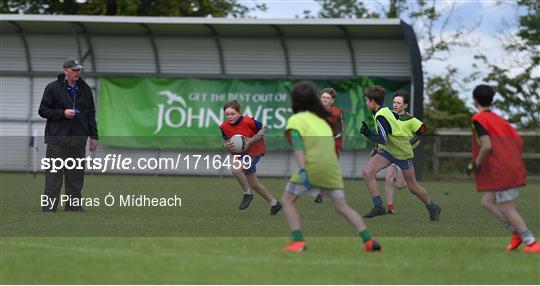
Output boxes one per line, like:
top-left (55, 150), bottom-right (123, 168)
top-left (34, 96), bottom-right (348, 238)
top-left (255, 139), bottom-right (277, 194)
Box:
top-left (364, 238), bottom-right (381, 252)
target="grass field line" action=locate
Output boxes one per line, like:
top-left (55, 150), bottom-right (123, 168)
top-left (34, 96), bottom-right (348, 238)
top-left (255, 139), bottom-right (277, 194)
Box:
top-left (1, 239), bottom-right (413, 268)
top-left (4, 239), bottom-right (534, 278)
top-left (0, 236), bottom-right (510, 239)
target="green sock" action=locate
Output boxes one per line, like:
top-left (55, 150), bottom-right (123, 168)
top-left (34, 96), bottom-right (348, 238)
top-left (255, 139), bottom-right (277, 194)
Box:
top-left (291, 230), bottom-right (304, 242)
top-left (359, 229), bottom-right (372, 243)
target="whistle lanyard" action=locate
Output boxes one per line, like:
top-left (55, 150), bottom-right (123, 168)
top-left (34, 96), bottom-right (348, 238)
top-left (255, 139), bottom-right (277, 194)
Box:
top-left (64, 81), bottom-right (77, 109)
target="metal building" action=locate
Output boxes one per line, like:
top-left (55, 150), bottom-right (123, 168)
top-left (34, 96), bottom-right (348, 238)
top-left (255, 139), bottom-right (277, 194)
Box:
top-left (0, 15), bottom-right (423, 177)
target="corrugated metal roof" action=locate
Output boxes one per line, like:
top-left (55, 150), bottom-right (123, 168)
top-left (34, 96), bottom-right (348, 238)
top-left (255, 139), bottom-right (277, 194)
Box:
top-left (1, 14), bottom-right (401, 25)
top-left (0, 14), bottom-right (405, 39)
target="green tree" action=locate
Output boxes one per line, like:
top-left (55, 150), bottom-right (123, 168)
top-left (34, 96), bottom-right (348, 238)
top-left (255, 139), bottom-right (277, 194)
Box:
top-left (308, 0), bottom-right (478, 62)
top-left (303, 0), bottom-right (479, 179)
top-left (315, 0), bottom-right (378, 18)
top-left (424, 68), bottom-right (472, 130)
top-left (306, 0), bottom-right (476, 128)
top-left (474, 0), bottom-right (539, 129)
top-left (0, 0), bottom-right (267, 17)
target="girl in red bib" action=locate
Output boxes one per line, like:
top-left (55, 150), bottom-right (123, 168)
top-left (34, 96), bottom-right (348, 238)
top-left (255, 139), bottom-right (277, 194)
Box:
top-left (219, 100), bottom-right (282, 215)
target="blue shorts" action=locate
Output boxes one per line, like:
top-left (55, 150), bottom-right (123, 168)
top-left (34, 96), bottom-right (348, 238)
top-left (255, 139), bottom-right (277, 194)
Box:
top-left (243, 156), bottom-right (261, 175)
top-left (377, 150), bottom-right (413, 170)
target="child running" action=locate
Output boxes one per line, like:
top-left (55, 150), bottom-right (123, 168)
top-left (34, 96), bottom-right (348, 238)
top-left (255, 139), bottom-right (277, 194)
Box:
top-left (314, 87), bottom-right (345, 203)
top-left (360, 86), bottom-right (441, 220)
top-left (219, 100), bottom-right (282, 215)
top-left (281, 81), bottom-right (381, 252)
top-left (470, 84), bottom-right (539, 253)
top-left (378, 91), bottom-right (427, 214)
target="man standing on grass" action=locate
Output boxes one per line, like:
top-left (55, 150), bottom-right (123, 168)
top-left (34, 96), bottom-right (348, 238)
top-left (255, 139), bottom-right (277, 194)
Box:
top-left (470, 84), bottom-right (539, 253)
top-left (39, 57), bottom-right (98, 212)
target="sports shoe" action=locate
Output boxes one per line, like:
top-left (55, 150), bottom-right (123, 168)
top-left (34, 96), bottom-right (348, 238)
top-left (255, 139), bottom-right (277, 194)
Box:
top-left (364, 238), bottom-right (381, 252)
top-left (314, 194), bottom-right (323, 203)
top-left (506, 233), bottom-right (522, 251)
top-left (429, 206), bottom-right (442, 221)
top-left (363, 206), bottom-right (386, 218)
top-left (283, 241), bottom-right (306, 252)
top-left (238, 194), bottom-right (253, 210)
top-left (386, 207), bottom-right (395, 215)
top-left (521, 242), bottom-right (540, 253)
top-left (270, 201), bottom-right (282, 215)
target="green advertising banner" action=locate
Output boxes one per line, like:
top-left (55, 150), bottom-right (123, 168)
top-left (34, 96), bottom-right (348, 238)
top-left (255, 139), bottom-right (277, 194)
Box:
top-left (98, 77), bottom-right (410, 150)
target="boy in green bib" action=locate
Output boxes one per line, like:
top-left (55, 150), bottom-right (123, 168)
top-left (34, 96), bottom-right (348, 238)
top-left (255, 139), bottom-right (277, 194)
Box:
top-left (360, 86), bottom-right (441, 221)
top-left (281, 81), bottom-right (381, 252)
top-left (380, 91), bottom-right (427, 214)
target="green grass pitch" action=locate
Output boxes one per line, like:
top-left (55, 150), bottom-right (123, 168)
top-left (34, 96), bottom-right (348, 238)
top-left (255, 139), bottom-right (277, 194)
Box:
top-left (1, 172), bottom-right (539, 284)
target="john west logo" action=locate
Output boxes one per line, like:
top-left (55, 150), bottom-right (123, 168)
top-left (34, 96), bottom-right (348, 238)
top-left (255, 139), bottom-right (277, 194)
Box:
top-left (154, 90), bottom-right (224, 134)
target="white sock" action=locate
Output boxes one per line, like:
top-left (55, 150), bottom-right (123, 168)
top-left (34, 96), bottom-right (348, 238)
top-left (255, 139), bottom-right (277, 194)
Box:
top-left (243, 190), bottom-right (252, 195)
top-left (520, 230), bottom-right (536, 245)
top-left (269, 198), bottom-right (277, 206)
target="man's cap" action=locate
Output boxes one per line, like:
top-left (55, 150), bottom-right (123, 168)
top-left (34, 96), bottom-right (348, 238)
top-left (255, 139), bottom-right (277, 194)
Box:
top-left (63, 57), bottom-right (84, 69)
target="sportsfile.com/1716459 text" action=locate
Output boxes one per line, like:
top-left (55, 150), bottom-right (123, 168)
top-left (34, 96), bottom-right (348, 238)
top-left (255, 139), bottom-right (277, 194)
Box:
top-left (40, 154), bottom-right (253, 173)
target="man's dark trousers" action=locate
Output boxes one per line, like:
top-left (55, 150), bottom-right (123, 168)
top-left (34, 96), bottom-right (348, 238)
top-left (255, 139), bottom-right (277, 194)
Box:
top-left (42, 143), bottom-right (86, 212)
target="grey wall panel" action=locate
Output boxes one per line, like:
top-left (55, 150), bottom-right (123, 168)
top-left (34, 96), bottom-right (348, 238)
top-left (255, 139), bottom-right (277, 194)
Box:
top-left (287, 39), bottom-right (352, 76)
top-left (0, 122), bottom-right (27, 136)
top-left (255, 152), bottom-right (293, 177)
top-left (338, 150), bottom-right (357, 178)
top-left (353, 150), bottom-right (387, 179)
top-left (92, 36), bottom-right (156, 73)
top-left (85, 78), bottom-right (98, 108)
top-left (0, 77), bottom-right (31, 119)
top-left (31, 122), bottom-right (46, 137)
top-left (29, 125), bottom-right (46, 172)
top-left (353, 40), bottom-right (410, 77)
top-left (0, 122), bottom-right (29, 171)
top-left (221, 38), bottom-right (286, 75)
top-left (156, 37), bottom-right (220, 74)
top-left (74, 36), bottom-right (95, 73)
top-left (32, 77), bottom-right (53, 120)
top-left (1, 35), bottom-right (27, 71)
top-left (26, 35), bottom-right (79, 72)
